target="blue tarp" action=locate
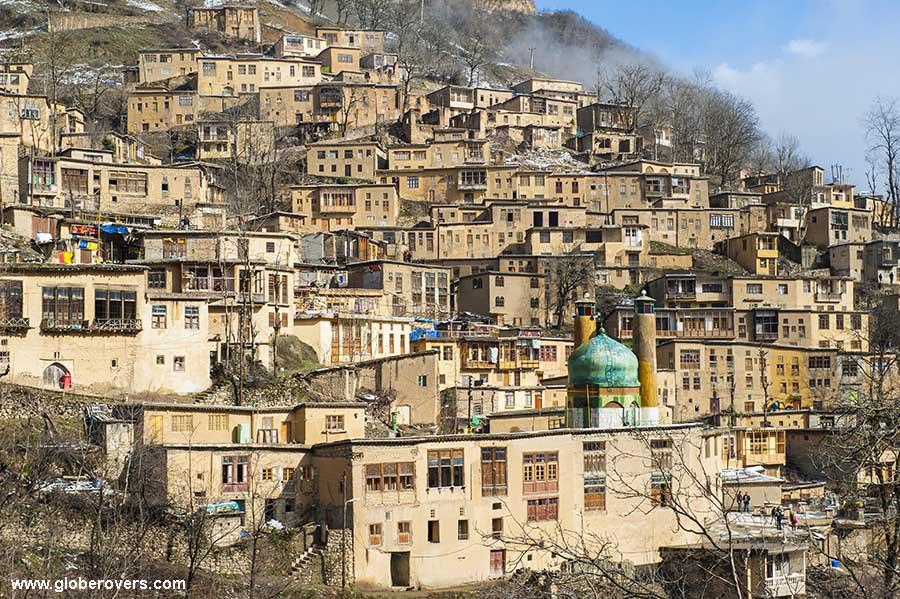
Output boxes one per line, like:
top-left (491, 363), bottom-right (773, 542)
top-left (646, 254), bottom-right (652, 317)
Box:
top-left (100, 223), bottom-right (129, 235)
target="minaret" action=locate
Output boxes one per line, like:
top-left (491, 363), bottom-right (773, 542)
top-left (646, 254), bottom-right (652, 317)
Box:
top-left (632, 290), bottom-right (659, 424)
top-left (573, 295), bottom-right (596, 348)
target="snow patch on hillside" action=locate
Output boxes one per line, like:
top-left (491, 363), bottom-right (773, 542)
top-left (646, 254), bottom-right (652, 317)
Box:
top-left (126, 0), bottom-right (164, 11)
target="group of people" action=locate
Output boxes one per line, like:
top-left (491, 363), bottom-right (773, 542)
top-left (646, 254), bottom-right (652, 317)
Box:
top-left (735, 492), bottom-right (800, 531)
top-left (771, 505), bottom-right (800, 531)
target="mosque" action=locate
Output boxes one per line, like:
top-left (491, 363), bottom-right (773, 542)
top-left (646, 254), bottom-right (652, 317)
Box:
top-left (565, 291), bottom-right (663, 428)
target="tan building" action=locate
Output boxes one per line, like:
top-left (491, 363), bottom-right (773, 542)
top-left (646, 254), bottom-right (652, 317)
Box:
top-left (658, 339), bottom-right (846, 420)
top-left (716, 232), bottom-right (780, 276)
top-left (293, 312), bottom-right (414, 365)
top-left (315, 27), bottom-right (385, 53)
top-left (324, 424), bottom-right (723, 588)
top-left (137, 230), bottom-right (296, 370)
top-left (188, 5), bottom-right (261, 43)
top-left (0, 93), bottom-right (85, 152)
top-left (197, 55), bottom-right (322, 96)
top-left (0, 63), bottom-right (32, 94)
top-left (456, 271), bottom-right (546, 326)
top-left (386, 138), bottom-right (489, 170)
top-left (316, 46), bottom-right (361, 75)
top-left (804, 206), bottom-right (872, 247)
top-left (274, 33), bottom-right (328, 58)
top-left (425, 85), bottom-right (514, 113)
top-left (307, 140), bottom-right (386, 180)
top-left (17, 152), bottom-right (223, 222)
top-left (291, 183), bottom-right (399, 231)
top-left (197, 119), bottom-right (275, 161)
top-left (137, 48), bottom-right (201, 84)
top-left (346, 260), bottom-right (452, 318)
top-left (0, 263), bottom-right (211, 394)
top-left (126, 81), bottom-right (245, 133)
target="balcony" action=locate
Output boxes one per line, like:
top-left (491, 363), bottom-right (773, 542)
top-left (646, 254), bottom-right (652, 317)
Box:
top-left (764, 573), bottom-right (805, 597)
top-left (40, 319), bottom-right (89, 333)
top-left (458, 181), bottom-right (488, 191)
top-left (0, 317), bottom-right (30, 332)
top-left (816, 291), bottom-right (843, 303)
top-left (91, 318), bottom-right (142, 333)
top-left (755, 330), bottom-right (779, 342)
top-left (464, 154), bottom-right (485, 164)
top-left (667, 290), bottom-right (696, 300)
top-left (462, 357), bottom-right (494, 369)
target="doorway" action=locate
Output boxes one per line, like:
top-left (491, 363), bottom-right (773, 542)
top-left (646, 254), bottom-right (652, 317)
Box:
top-left (490, 549), bottom-right (505, 577)
top-left (390, 552), bottom-right (410, 587)
top-left (42, 362), bottom-right (70, 389)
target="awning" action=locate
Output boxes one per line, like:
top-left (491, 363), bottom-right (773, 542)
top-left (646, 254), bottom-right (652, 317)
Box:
top-left (100, 223), bottom-right (129, 235)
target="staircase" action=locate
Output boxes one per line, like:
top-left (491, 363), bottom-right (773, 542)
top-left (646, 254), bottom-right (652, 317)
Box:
top-left (290, 544), bottom-right (325, 585)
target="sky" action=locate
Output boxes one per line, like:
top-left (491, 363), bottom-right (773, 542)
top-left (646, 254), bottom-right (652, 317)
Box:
top-left (533, 0), bottom-right (900, 190)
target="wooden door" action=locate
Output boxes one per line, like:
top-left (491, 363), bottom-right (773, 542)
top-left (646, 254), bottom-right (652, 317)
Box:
top-left (489, 549), bottom-right (505, 577)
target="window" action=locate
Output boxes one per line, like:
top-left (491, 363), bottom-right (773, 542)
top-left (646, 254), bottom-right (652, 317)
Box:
top-left (93, 289), bottom-right (138, 323)
top-left (495, 276), bottom-right (504, 287)
top-left (325, 414), bottom-right (345, 431)
top-left (818, 314), bottom-right (829, 330)
top-left (523, 452), bottom-right (558, 494)
top-left (457, 519), bottom-right (469, 540)
top-left (495, 296), bottom-right (505, 307)
top-left (428, 449), bottom-right (465, 488)
top-left (0, 280), bottom-right (23, 321)
top-left (261, 468), bottom-right (274, 481)
top-left (650, 473), bottom-right (672, 506)
top-left (151, 305), bottom-right (167, 328)
top-left (746, 283), bottom-right (763, 294)
top-left (282, 467), bottom-right (295, 482)
top-left (428, 520), bottom-right (440, 543)
top-left (366, 462), bottom-right (416, 495)
top-left (417, 375), bottom-right (428, 387)
top-left (368, 523), bottom-right (382, 546)
top-left (221, 456), bottom-right (249, 491)
top-left (185, 306), bottom-right (200, 329)
top-left (679, 350), bottom-right (701, 369)
top-left (398, 521), bottom-right (412, 544)
top-left (209, 414), bottom-right (228, 431)
top-left (583, 441), bottom-right (606, 511)
top-left (526, 497), bottom-right (558, 521)
top-left (41, 287), bottom-right (85, 327)
top-left (809, 356), bottom-right (832, 370)
top-left (481, 447), bottom-right (508, 496)
top-left (407, 176), bottom-right (419, 189)
top-left (174, 356), bottom-right (185, 371)
top-left (171, 415), bottom-right (193, 432)
top-left (148, 270), bottom-right (166, 289)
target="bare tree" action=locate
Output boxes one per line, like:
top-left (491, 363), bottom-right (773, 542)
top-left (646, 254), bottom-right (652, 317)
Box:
top-left (601, 63), bottom-right (666, 134)
top-left (863, 97), bottom-right (900, 229)
top-left (355, 0), bottom-right (393, 30)
top-left (548, 251), bottom-right (595, 330)
top-left (456, 6), bottom-right (498, 87)
top-left (702, 89), bottom-right (762, 188)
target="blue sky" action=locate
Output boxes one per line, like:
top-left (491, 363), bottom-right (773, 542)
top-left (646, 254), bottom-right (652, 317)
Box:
top-left (534, 0), bottom-right (900, 190)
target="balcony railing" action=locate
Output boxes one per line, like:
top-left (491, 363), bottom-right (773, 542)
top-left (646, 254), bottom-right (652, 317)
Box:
top-left (816, 291), bottom-right (843, 302)
top-left (40, 319), bottom-right (89, 333)
top-left (91, 318), bottom-right (142, 333)
top-left (0, 317), bottom-right (30, 332)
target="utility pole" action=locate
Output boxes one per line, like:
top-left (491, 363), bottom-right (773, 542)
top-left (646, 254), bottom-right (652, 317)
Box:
top-left (466, 378), bottom-right (473, 433)
top-left (341, 471), bottom-right (347, 589)
top-left (420, 0), bottom-right (425, 23)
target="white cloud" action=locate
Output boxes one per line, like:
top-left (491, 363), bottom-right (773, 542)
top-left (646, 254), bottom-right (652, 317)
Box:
top-left (785, 38), bottom-right (828, 59)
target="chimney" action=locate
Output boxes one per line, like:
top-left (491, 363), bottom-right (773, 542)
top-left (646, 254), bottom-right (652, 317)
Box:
top-left (573, 295), bottom-right (596, 348)
top-left (632, 290), bottom-right (658, 410)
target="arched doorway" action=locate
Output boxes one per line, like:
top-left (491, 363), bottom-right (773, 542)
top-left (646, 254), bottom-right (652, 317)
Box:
top-left (42, 363), bottom-right (70, 389)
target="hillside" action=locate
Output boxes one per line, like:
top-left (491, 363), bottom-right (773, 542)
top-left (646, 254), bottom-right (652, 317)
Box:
top-left (0, 0), bottom-right (644, 94)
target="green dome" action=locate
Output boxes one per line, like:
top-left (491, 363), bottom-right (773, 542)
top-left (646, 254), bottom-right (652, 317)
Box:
top-left (568, 331), bottom-right (639, 388)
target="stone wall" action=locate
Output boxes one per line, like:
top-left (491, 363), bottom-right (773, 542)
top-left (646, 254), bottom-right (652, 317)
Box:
top-left (49, 11), bottom-right (171, 32)
top-left (0, 382), bottom-right (121, 420)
